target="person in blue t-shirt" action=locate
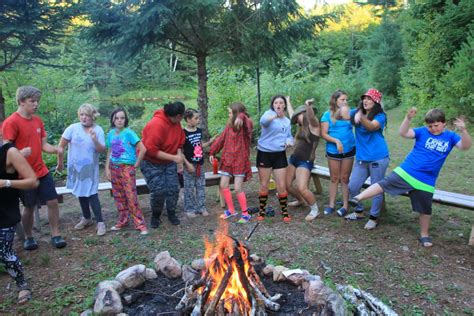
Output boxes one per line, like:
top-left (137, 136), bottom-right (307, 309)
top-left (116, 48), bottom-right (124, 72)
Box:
top-left (320, 90), bottom-right (355, 217)
top-left (346, 89), bottom-right (389, 230)
top-left (349, 108), bottom-right (472, 247)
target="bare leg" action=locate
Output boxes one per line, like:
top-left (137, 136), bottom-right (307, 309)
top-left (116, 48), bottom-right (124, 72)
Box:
top-left (46, 199), bottom-right (61, 237)
top-left (286, 164), bottom-right (303, 204)
top-left (327, 158), bottom-right (341, 208)
top-left (354, 183), bottom-right (384, 202)
top-left (272, 167), bottom-right (287, 196)
top-left (340, 158), bottom-right (354, 209)
top-left (419, 214), bottom-right (433, 247)
top-left (21, 206), bottom-right (35, 239)
top-left (294, 168), bottom-right (314, 205)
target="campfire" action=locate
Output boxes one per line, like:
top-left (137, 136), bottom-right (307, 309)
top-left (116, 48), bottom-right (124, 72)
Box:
top-left (176, 222), bottom-right (281, 315)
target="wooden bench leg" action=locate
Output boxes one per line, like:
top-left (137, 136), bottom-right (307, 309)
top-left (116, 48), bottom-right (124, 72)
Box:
top-left (312, 174), bottom-right (323, 195)
top-left (469, 224), bottom-right (474, 246)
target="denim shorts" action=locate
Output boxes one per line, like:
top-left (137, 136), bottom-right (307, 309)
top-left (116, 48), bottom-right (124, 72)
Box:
top-left (288, 155), bottom-right (314, 171)
top-left (20, 173), bottom-right (58, 208)
top-left (326, 147), bottom-right (356, 160)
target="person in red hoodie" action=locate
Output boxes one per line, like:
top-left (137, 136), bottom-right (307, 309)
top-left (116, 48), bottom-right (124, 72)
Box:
top-left (140, 102), bottom-right (185, 228)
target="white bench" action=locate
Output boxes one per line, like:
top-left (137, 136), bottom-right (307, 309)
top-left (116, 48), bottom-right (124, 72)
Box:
top-left (310, 165), bottom-right (474, 245)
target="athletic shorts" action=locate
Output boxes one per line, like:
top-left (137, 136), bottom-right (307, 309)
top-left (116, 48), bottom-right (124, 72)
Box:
top-left (288, 155), bottom-right (314, 171)
top-left (256, 150), bottom-right (288, 169)
top-left (378, 172), bottom-right (433, 215)
top-left (326, 147), bottom-right (356, 160)
top-left (218, 171), bottom-right (245, 178)
top-left (20, 173), bottom-right (58, 208)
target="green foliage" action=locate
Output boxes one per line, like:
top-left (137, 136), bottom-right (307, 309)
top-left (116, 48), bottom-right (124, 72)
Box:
top-left (399, 0), bottom-right (474, 119)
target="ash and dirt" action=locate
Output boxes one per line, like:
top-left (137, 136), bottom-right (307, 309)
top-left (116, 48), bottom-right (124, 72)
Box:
top-left (123, 270), bottom-right (320, 316)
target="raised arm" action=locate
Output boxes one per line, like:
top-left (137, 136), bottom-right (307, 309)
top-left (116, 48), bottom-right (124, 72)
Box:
top-left (399, 107), bottom-right (416, 139)
top-left (454, 117), bottom-right (472, 150)
top-left (305, 99), bottom-right (320, 136)
top-left (286, 96), bottom-right (295, 119)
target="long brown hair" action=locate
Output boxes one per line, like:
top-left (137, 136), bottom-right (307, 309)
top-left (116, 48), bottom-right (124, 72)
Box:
top-left (329, 90), bottom-right (347, 122)
top-left (228, 102), bottom-right (249, 131)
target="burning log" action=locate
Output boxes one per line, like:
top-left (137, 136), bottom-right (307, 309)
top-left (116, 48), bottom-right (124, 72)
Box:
top-left (176, 222), bottom-right (281, 315)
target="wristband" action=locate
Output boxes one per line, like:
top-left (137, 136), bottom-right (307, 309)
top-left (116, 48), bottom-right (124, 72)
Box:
top-left (5, 180), bottom-right (11, 188)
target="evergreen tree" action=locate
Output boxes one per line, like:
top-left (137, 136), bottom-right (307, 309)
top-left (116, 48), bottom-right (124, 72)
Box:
top-left (82, 0), bottom-right (320, 139)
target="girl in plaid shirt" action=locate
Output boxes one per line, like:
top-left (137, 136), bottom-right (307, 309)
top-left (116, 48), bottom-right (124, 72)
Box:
top-left (210, 102), bottom-right (253, 223)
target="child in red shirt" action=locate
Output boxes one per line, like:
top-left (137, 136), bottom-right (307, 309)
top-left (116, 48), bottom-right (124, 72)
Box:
top-left (210, 102), bottom-right (253, 223)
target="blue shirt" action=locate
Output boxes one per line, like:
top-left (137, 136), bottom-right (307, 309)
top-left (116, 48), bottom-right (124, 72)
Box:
top-left (321, 110), bottom-right (355, 154)
top-left (257, 109), bottom-right (293, 152)
top-left (106, 128), bottom-right (141, 165)
top-left (350, 109), bottom-right (389, 161)
top-left (399, 127), bottom-right (461, 186)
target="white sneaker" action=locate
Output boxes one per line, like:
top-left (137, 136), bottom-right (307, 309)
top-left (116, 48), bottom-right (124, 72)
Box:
top-left (364, 219), bottom-right (378, 230)
top-left (74, 218), bottom-right (93, 230)
top-left (140, 230), bottom-right (149, 235)
top-left (305, 209), bottom-right (319, 221)
top-left (97, 222), bottom-right (107, 236)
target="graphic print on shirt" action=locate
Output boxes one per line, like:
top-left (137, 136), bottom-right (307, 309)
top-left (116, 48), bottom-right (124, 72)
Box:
top-left (187, 131), bottom-right (203, 162)
top-left (111, 137), bottom-right (126, 159)
top-left (425, 138), bottom-right (449, 153)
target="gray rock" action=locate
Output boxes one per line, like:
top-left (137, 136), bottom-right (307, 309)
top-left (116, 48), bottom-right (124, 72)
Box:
top-left (304, 279), bottom-right (333, 306)
top-left (115, 264), bottom-right (146, 289)
top-left (80, 309), bottom-right (93, 316)
top-left (182, 265), bottom-right (200, 283)
top-left (93, 288), bottom-right (123, 315)
top-left (249, 254), bottom-right (264, 265)
top-left (145, 268), bottom-right (158, 280)
top-left (286, 269), bottom-right (311, 286)
top-left (191, 258), bottom-right (207, 271)
top-left (154, 251), bottom-right (182, 279)
top-left (95, 280), bottom-right (124, 298)
top-left (262, 264), bottom-right (274, 276)
top-left (273, 266), bottom-right (289, 282)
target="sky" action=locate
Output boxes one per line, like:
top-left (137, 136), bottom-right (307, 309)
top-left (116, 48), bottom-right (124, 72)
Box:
top-left (297, 0), bottom-right (351, 10)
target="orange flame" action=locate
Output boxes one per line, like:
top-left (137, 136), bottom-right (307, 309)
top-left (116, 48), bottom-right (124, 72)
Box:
top-left (201, 221), bottom-right (252, 313)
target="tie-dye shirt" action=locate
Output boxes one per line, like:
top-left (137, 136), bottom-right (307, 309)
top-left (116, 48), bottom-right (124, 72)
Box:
top-left (106, 128), bottom-right (140, 165)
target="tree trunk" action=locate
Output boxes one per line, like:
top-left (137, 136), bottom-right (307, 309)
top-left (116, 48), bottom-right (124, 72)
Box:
top-left (0, 87), bottom-right (5, 121)
top-left (196, 53), bottom-right (210, 140)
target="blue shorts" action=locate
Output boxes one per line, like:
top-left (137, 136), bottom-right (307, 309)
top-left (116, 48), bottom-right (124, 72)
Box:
top-left (20, 173), bottom-right (58, 208)
top-left (288, 155), bottom-right (314, 171)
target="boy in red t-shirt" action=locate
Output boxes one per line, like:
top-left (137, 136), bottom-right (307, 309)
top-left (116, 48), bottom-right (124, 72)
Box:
top-left (2, 86), bottom-right (66, 250)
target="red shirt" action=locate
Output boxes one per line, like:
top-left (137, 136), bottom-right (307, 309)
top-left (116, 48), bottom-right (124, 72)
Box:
top-left (210, 114), bottom-right (253, 181)
top-left (142, 109), bottom-right (185, 164)
top-left (2, 112), bottom-right (49, 178)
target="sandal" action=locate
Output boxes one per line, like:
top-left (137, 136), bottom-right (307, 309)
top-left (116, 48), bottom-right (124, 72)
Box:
top-left (419, 236), bottom-right (433, 248)
top-left (344, 212), bottom-right (366, 221)
top-left (323, 207), bottom-right (335, 215)
top-left (18, 289), bottom-right (31, 304)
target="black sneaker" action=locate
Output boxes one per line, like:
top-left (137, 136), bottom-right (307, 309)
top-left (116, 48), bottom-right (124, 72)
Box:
top-left (349, 197), bottom-right (360, 208)
top-left (168, 216), bottom-right (180, 226)
top-left (51, 236), bottom-right (67, 249)
top-left (23, 237), bottom-right (38, 251)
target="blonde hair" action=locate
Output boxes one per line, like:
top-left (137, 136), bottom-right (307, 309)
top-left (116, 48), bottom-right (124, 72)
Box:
top-left (77, 103), bottom-right (100, 121)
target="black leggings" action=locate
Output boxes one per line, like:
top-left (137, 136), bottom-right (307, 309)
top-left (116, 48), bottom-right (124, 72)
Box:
top-left (78, 193), bottom-right (103, 222)
top-left (0, 226), bottom-right (27, 290)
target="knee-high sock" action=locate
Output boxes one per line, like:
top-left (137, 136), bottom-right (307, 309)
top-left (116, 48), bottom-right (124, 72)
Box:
top-left (237, 192), bottom-right (248, 215)
top-left (278, 192), bottom-right (289, 217)
top-left (221, 188), bottom-right (235, 213)
top-left (258, 191), bottom-right (268, 216)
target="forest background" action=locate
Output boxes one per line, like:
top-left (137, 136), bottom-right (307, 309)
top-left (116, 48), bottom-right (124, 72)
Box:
top-left (1, 0), bottom-right (473, 155)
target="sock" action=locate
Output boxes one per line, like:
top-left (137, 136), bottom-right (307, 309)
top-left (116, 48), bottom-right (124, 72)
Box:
top-left (278, 192), bottom-right (289, 217)
top-left (258, 192), bottom-right (268, 216)
top-left (221, 188), bottom-right (235, 213)
top-left (237, 192), bottom-right (248, 215)
top-left (310, 202), bottom-right (319, 213)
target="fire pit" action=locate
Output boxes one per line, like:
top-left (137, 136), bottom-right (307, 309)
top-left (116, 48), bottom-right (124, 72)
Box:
top-left (90, 222), bottom-right (396, 315)
top-left (175, 223), bottom-right (281, 315)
